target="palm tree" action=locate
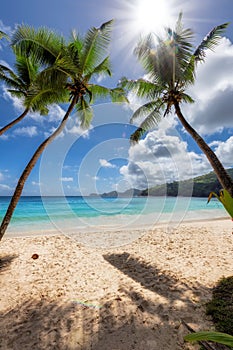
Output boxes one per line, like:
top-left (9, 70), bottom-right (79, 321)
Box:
top-left (0, 53), bottom-right (68, 136)
top-left (0, 20), bottom-right (127, 240)
top-left (120, 13), bottom-right (233, 197)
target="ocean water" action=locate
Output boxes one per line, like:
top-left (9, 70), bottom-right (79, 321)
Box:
top-left (0, 195), bottom-right (227, 237)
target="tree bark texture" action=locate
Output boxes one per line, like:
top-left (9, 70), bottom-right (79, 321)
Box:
top-left (0, 96), bottom-right (78, 241)
top-left (0, 108), bottom-right (30, 136)
top-left (174, 101), bottom-right (233, 197)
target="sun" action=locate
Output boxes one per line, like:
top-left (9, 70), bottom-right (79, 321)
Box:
top-left (106, 0), bottom-right (187, 68)
top-left (133, 0), bottom-right (174, 35)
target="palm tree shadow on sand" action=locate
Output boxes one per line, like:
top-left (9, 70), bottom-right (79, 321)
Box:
top-left (0, 252), bottom-right (220, 350)
top-left (0, 254), bottom-right (17, 274)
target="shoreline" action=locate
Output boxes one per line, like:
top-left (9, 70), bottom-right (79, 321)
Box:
top-left (4, 207), bottom-right (228, 239)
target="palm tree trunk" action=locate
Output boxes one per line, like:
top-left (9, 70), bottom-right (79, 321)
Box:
top-left (0, 108), bottom-right (30, 136)
top-left (0, 96), bottom-right (78, 241)
top-left (174, 101), bottom-right (233, 196)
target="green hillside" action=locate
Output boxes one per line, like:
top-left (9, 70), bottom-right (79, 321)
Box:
top-left (142, 168), bottom-right (233, 197)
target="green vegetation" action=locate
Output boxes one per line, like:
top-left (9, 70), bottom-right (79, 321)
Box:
top-left (98, 168), bottom-right (233, 198)
top-left (185, 276), bottom-right (233, 349)
top-left (0, 21), bottom-right (127, 241)
top-left (208, 189), bottom-right (233, 219)
top-left (185, 331), bottom-right (233, 347)
top-left (143, 168), bottom-right (233, 197)
top-left (120, 13), bottom-right (233, 196)
top-left (206, 276), bottom-right (233, 336)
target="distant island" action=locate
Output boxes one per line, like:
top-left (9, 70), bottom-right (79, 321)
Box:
top-left (90, 168), bottom-right (233, 198)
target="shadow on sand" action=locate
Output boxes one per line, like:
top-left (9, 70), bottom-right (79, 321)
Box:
top-left (0, 254), bottom-right (17, 274)
top-left (0, 252), bottom-right (217, 349)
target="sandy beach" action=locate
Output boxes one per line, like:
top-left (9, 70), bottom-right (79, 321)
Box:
top-left (0, 218), bottom-right (232, 350)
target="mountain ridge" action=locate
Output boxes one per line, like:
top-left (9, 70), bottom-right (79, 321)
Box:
top-left (96, 168), bottom-right (233, 198)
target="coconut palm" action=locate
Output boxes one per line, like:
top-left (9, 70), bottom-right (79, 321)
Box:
top-left (0, 53), bottom-right (68, 136)
top-left (120, 13), bottom-right (233, 196)
top-left (0, 20), bottom-right (127, 240)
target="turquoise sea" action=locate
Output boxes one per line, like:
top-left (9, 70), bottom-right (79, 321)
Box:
top-left (0, 196), bottom-right (227, 237)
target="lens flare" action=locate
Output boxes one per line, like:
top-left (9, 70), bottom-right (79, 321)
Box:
top-left (134, 0), bottom-right (173, 35)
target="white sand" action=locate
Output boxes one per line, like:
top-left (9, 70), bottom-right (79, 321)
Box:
top-left (0, 218), bottom-right (232, 349)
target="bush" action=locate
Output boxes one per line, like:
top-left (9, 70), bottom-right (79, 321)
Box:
top-left (206, 276), bottom-right (233, 335)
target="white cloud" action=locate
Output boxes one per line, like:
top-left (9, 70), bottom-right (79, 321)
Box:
top-left (29, 104), bottom-right (66, 123)
top-left (32, 181), bottom-right (40, 186)
top-left (2, 87), bottom-right (66, 124)
top-left (118, 37), bottom-right (233, 191)
top-left (13, 126), bottom-right (38, 137)
top-left (184, 37), bottom-right (233, 134)
top-left (61, 177), bottom-right (73, 182)
top-left (0, 172), bottom-right (4, 181)
top-left (66, 124), bottom-right (90, 138)
top-left (0, 183), bottom-right (12, 190)
top-left (212, 136), bottom-right (233, 168)
top-left (99, 158), bottom-right (116, 168)
top-left (124, 37), bottom-right (233, 137)
top-left (2, 86), bottom-right (24, 111)
top-left (0, 20), bottom-right (12, 36)
top-left (0, 133), bottom-right (9, 140)
top-left (120, 128), bottom-right (210, 189)
top-left (43, 118), bottom-right (91, 139)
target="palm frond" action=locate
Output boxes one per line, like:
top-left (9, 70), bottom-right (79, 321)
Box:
top-left (11, 25), bottom-right (64, 66)
top-left (130, 127), bottom-right (146, 144)
top-left (6, 89), bottom-right (26, 99)
top-left (15, 55), bottom-right (40, 87)
top-left (0, 31), bottom-right (9, 40)
top-left (136, 107), bottom-right (162, 132)
top-left (85, 56), bottom-right (111, 81)
top-left (0, 64), bottom-right (20, 81)
top-left (80, 20), bottom-right (113, 75)
top-left (180, 92), bottom-right (195, 103)
top-left (174, 12), bottom-right (183, 33)
top-left (67, 32), bottom-right (83, 68)
top-left (134, 34), bottom-right (157, 75)
top-left (25, 85), bottom-right (69, 112)
top-left (76, 96), bottom-right (93, 128)
top-left (88, 84), bottom-right (110, 102)
top-left (194, 22), bottom-right (229, 63)
top-left (0, 70), bottom-right (24, 91)
top-left (120, 77), bottom-right (162, 99)
top-left (109, 87), bottom-right (129, 103)
top-left (130, 102), bottom-right (162, 143)
top-left (130, 100), bottom-right (162, 123)
top-left (35, 65), bottom-right (68, 89)
top-left (181, 55), bottom-right (196, 86)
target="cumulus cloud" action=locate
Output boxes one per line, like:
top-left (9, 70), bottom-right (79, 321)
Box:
top-left (13, 126), bottom-right (38, 137)
top-left (118, 37), bottom-right (233, 190)
top-left (184, 37), bottom-right (233, 134)
top-left (99, 158), bottom-right (116, 168)
top-left (124, 37), bottom-right (233, 137)
top-left (211, 136), bottom-right (233, 168)
top-left (29, 104), bottom-right (66, 123)
top-left (120, 128), bottom-right (211, 189)
top-left (2, 86), bottom-right (24, 111)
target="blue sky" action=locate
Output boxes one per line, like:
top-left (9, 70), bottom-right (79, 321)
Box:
top-left (0, 0), bottom-right (233, 196)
